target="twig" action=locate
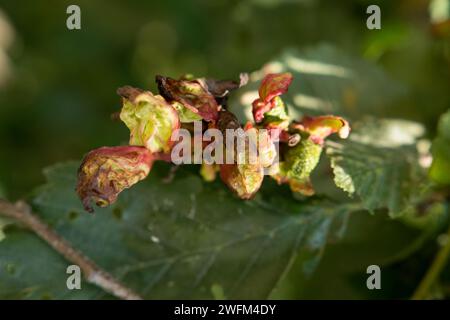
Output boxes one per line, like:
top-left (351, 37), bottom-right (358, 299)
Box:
top-left (412, 222), bottom-right (450, 300)
top-left (0, 199), bottom-right (142, 300)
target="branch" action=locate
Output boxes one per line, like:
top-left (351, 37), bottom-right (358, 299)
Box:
top-left (412, 222), bottom-right (450, 300)
top-left (0, 199), bottom-right (142, 300)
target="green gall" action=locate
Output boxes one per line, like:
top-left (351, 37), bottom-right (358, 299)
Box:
top-left (283, 139), bottom-right (323, 181)
top-left (118, 86), bottom-right (180, 153)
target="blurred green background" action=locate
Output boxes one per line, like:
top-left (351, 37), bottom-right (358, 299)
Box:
top-left (0, 0), bottom-right (449, 300)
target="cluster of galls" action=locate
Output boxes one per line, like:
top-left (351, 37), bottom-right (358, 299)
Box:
top-left (76, 72), bottom-right (350, 212)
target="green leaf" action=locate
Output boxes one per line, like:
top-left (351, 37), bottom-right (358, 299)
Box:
top-left (0, 218), bottom-right (10, 243)
top-left (0, 162), bottom-right (357, 299)
top-left (271, 211), bottom-right (427, 299)
top-left (429, 109), bottom-right (450, 185)
top-left (326, 119), bottom-right (426, 218)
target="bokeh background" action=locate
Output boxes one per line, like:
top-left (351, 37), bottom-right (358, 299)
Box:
top-left (0, 0), bottom-right (449, 299)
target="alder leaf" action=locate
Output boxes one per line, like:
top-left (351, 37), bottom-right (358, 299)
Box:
top-left (0, 162), bottom-right (358, 299)
top-left (326, 119), bottom-right (427, 218)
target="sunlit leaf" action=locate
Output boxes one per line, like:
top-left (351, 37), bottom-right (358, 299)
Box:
top-left (232, 44), bottom-right (407, 121)
top-left (326, 119), bottom-right (427, 217)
